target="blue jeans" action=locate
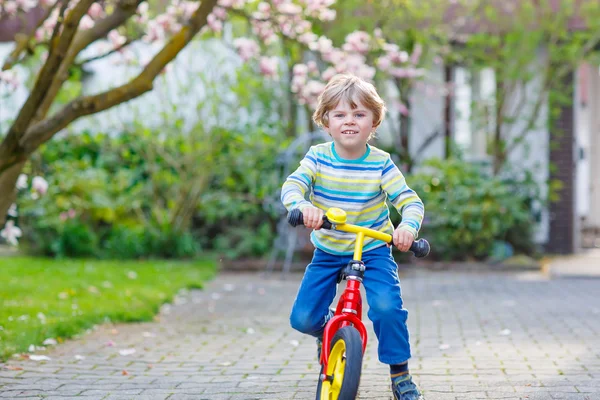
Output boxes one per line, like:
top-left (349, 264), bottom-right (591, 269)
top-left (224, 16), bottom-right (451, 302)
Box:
top-left (289, 245), bottom-right (411, 364)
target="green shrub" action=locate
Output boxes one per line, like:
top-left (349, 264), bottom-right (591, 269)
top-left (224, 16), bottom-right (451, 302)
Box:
top-left (18, 124), bottom-right (284, 259)
top-left (405, 158), bottom-right (538, 261)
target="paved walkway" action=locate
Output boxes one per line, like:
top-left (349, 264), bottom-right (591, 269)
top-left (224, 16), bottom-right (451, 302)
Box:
top-left (546, 249), bottom-right (600, 279)
top-left (1, 268), bottom-right (600, 399)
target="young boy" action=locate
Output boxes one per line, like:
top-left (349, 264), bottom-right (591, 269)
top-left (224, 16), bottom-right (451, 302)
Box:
top-left (281, 74), bottom-right (425, 400)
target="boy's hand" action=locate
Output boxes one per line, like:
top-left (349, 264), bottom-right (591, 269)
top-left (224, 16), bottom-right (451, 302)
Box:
top-left (302, 206), bottom-right (324, 230)
top-left (392, 227), bottom-right (414, 252)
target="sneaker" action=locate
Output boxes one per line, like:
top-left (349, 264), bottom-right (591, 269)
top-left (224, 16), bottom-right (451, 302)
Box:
top-left (391, 374), bottom-right (423, 400)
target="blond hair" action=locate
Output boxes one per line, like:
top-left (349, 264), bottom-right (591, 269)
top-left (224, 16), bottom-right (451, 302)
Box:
top-left (313, 74), bottom-right (386, 133)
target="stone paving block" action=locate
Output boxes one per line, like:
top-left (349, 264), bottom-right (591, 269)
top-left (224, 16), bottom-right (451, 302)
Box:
top-left (2, 271), bottom-right (600, 399)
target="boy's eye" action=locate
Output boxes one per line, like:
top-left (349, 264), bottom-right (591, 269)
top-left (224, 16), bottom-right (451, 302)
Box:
top-left (334, 114), bottom-right (344, 118)
top-left (355, 113), bottom-right (365, 118)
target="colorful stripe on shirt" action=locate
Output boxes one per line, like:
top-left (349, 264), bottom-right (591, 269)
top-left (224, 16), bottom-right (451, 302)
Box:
top-left (281, 142), bottom-right (425, 255)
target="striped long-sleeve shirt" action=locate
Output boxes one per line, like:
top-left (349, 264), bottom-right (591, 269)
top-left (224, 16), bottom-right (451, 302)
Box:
top-left (281, 142), bottom-right (425, 255)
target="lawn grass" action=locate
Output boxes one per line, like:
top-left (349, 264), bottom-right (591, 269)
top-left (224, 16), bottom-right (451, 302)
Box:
top-left (0, 256), bottom-right (217, 361)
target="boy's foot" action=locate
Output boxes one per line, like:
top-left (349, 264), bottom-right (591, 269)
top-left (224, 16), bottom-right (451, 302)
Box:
top-left (391, 374), bottom-right (423, 400)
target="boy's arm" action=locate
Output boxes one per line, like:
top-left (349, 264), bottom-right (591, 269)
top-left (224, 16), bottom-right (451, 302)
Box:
top-left (381, 157), bottom-right (425, 238)
top-left (281, 149), bottom-right (317, 212)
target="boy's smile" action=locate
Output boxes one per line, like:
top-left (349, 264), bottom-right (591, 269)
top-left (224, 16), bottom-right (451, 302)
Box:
top-left (326, 99), bottom-right (376, 160)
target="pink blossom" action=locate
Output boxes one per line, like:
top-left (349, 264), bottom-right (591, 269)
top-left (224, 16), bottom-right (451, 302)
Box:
top-left (410, 44), bottom-right (423, 65)
top-left (18, 0), bottom-right (38, 9)
top-left (309, 36), bottom-right (333, 53)
top-left (108, 30), bottom-right (126, 48)
top-left (79, 15), bottom-right (95, 30)
top-left (7, 204), bottom-right (18, 218)
top-left (259, 57), bottom-right (279, 78)
top-left (293, 64), bottom-right (309, 76)
top-left (294, 20), bottom-right (312, 35)
top-left (32, 176), bottom-right (48, 195)
top-left (217, 0), bottom-right (245, 8)
top-left (291, 74), bottom-right (306, 93)
top-left (233, 38), bottom-right (260, 61)
top-left (0, 70), bottom-right (20, 91)
top-left (377, 56), bottom-right (392, 72)
top-left (277, 2), bottom-right (302, 15)
top-left (342, 31), bottom-right (371, 55)
top-left (1, 221), bottom-right (22, 246)
top-left (394, 101), bottom-right (409, 116)
top-left (307, 61), bottom-right (318, 74)
top-left (390, 67), bottom-right (424, 79)
top-left (318, 8), bottom-right (336, 21)
top-left (212, 6), bottom-right (227, 20)
top-left (143, 21), bottom-right (165, 42)
top-left (322, 48), bottom-right (344, 64)
top-left (258, 2), bottom-right (271, 13)
top-left (4, 2), bottom-right (18, 15)
top-left (321, 67), bottom-right (337, 82)
top-left (207, 13), bottom-right (223, 33)
top-left (298, 32), bottom-right (318, 45)
top-left (88, 3), bottom-right (104, 19)
top-left (15, 174), bottom-right (28, 190)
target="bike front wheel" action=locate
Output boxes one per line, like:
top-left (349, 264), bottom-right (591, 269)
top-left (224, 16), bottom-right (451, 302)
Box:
top-left (316, 326), bottom-right (363, 400)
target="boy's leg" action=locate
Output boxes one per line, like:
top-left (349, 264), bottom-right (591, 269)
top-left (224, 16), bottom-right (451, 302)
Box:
top-left (362, 245), bottom-right (411, 364)
top-left (289, 248), bottom-right (343, 338)
top-left (362, 245), bottom-right (421, 399)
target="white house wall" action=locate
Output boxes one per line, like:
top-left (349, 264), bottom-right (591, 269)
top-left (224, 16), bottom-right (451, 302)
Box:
top-left (581, 63), bottom-right (600, 230)
top-left (408, 63), bottom-right (446, 162)
top-left (1, 32), bottom-right (285, 137)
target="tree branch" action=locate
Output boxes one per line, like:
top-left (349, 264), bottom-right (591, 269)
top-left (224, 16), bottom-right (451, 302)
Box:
top-left (33, 0), bottom-right (146, 123)
top-left (20, 0), bottom-right (219, 153)
top-left (502, 68), bottom-right (553, 163)
top-left (75, 37), bottom-right (137, 66)
top-left (1, 0), bottom-right (93, 168)
top-left (1, 3), bottom-right (59, 71)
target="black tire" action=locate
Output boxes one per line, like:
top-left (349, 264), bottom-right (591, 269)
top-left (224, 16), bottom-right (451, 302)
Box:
top-left (315, 326), bottom-right (363, 400)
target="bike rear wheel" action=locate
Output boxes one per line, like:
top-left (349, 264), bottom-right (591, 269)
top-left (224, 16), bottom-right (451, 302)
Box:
top-left (315, 326), bottom-right (363, 400)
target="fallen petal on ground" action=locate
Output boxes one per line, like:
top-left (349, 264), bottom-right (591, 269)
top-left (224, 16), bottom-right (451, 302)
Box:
top-left (29, 355), bottom-right (51, 361)
top-left (119, 348), bottom-right (136, 356)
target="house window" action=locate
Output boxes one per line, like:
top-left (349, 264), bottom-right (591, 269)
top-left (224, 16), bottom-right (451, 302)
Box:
top-left (452, 66), bottom-right (497, 162)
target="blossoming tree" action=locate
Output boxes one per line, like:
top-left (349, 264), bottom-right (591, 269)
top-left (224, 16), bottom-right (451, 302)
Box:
top-left (0, 0), bottom-right (427, 239)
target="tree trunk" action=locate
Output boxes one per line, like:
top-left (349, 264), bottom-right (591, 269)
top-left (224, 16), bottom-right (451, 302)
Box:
top-left (444, 64), bottom-right (453, 159)
top-left (0, 160), bottom-right (26, 227)
top-left (399, 81), bottom-right (413, 172)
top-left (492, 76), bottom-right (505, 175)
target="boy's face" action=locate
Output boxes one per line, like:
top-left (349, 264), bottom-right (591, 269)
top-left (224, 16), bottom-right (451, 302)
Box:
top-left (325, 99), bottom-right (376, 159)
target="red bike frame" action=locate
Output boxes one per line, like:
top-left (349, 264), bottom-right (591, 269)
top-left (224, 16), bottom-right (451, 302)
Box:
top-left (320, 278), bottom-right (369, 368)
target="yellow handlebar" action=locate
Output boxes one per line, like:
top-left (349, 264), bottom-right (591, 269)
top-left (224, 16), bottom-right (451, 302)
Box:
top-left (325, 208), bottom-right (392, 260)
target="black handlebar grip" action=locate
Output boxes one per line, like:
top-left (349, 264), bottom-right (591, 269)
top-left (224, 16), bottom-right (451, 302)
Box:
top-left (409, 239), bottom-right (430, 258)
top-left (287, 208), bottom-right (304, 227)
top-left (287, 209), bottom-right (333, 229)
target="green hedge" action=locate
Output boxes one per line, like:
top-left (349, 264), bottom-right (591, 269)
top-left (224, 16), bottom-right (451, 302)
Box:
top-left (17, 124), bottom-right (286, 259)
top-left (405, 158), bottom-right (540, 261)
